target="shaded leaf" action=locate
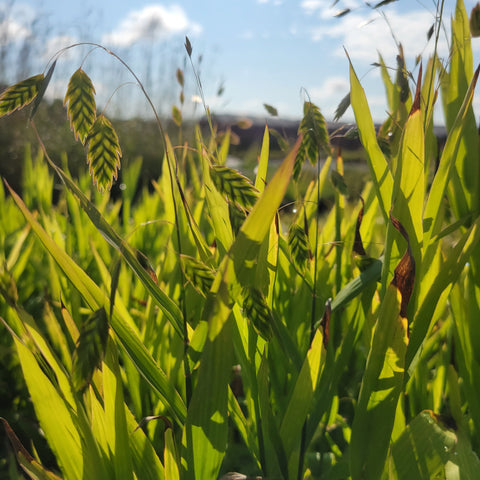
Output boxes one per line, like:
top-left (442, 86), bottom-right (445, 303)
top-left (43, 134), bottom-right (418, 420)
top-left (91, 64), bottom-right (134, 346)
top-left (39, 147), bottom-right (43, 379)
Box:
top-left (263, 103), bottom-right (278, 116)
top-left (330, 170), bottom-right (348, 195)
top-left (2, 418), bottom-right (63, 480)
top-left (396, 47), bottom-right (410, 103)
top-left (64, 68), bottom-right (96, 144)
top-left (86, 114), bottom-right (122, 193)
top-left (30, 60), bottom-right (56, 120)
top-left (0, 74), bottom-right (44, 117)
top-left (427, 23), bottom-right (435, 41)
top-left (353, 197), bottom-right (367, 257)
top-left (269, 128), bottom-right (289, 151)
top-left (72, 307), bottom-right (109, 391)
top-left (320, 299), bottom-right (331, 347)
top-left (470, 3), bottom-right (480, 36)
top-left (210, 165), bottom-right (259, 208)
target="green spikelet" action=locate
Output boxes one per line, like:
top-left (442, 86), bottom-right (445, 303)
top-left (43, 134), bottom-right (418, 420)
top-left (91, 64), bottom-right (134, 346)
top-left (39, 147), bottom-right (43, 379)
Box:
top-left (0, 74), bottom-right (44, 117)
top-left (86, 114), bottom-right (122, 193)
top-left (71, 307), bottom-right (109, 392)
top-left (210, 165), bottom-right (259, 208)
top-left (294, 101), bottom-right (330, 180)
top-left (242, 287), bottom-right (273, 341)
top-left (64, 68), bottom-right (97, 145)
top-left (288, 223), bottom-right (312, 272)
top-left (180, 255), bottom-right (215, 296)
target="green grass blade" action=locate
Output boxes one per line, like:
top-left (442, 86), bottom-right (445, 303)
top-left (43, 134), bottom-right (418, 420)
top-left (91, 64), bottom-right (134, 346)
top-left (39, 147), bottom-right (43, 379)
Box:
top-left (182, 136), bottom-right (302, 480)
top-left (103, 338), bottom-right (134, 480)
top-left (30, 159), bottom-right (185, 338)
top-left (12, 336), bottom-right (103, 480)
top-left (1, 418), bottom-right (63, 480)
top-left (255, 125), bottom-right (270, 192)
top-left (423, 65), bottom-right (480, 246)
top-left (279, 329), bottom-right (325, 479)
top-left (6, 183), bottom-right (187, 425)
top-left (348, 56), bottom-right (393, 221)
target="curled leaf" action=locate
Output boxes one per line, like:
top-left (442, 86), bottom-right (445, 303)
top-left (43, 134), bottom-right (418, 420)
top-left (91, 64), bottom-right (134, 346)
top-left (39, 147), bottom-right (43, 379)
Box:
top-left (390, 212), bottom-right (415, 318)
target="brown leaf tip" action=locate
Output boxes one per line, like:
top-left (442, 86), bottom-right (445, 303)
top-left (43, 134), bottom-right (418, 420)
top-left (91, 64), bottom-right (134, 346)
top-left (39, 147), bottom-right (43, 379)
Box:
top-left (390, 212), bottom-right (415, 318)
top-left (410, 63), bottom-right (423, 116)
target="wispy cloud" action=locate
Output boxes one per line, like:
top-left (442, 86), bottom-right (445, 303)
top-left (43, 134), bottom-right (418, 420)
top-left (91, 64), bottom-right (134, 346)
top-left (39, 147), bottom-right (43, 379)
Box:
top-left (0, 19), bottom-right (30, 45)
top-left (309, 8), bottom-right (445, 65)
top-left (102, 4), bottom-right (202, 47)
top-left (258, 0), bottom-right (284, 5)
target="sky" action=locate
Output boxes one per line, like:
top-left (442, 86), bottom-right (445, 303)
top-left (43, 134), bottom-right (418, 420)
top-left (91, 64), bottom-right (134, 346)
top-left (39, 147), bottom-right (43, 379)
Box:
top-left (1, 0), bottom-right (479, 123)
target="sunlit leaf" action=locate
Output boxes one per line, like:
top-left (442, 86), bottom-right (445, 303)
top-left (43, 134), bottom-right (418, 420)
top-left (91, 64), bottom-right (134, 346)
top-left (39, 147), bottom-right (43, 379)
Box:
top-left (86, 114), bottom-right (122, 193)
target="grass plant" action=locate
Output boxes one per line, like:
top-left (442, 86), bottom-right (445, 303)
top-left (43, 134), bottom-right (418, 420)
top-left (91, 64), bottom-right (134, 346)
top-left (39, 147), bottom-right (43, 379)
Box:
top-left (1, 0), bottom-right (480, 478)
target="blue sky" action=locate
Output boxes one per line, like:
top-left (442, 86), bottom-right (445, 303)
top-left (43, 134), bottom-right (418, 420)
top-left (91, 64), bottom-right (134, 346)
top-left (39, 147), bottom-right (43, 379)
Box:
top-left (1, 0), bottom-right (479, 123)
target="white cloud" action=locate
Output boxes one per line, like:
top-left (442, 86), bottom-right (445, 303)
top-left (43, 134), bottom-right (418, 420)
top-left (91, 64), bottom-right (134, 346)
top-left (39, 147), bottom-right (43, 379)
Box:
top-left (301, 0), bottom-right (361, 17)
top-left (42, 35), bottom-right (79, 61)
top-left (102, 4), bottom-right (202, 47)
top-left (0, 19), bottom-right (30, 45)
top-left (258, 0), bottom-right (284, 5)
top-left (309, 8), bottom-right (447, 66)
